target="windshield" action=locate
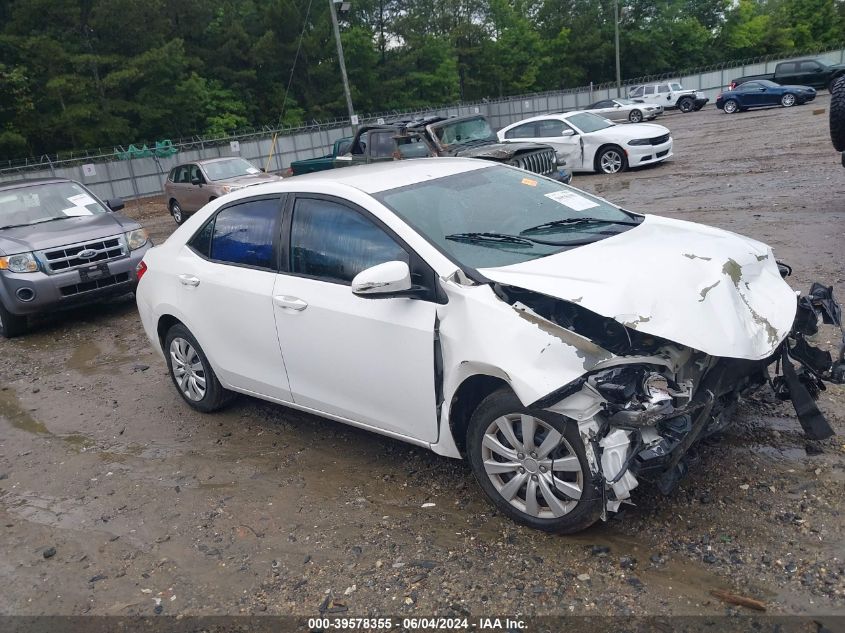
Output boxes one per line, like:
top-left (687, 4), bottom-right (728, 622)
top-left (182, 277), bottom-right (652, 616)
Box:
top-left (670, 83), bottom-right (683, 91)
top-left (431, 117), bottom-right (496, 146)
top-left (203, 158), bottom-right (261, 181)
top-left (565, 112), bottom-right (615, 133)
top-left (374, 165), bottom-right (640, 269)
top-left (0, 181), bottom-right (108, 229)
top-left (614, 99), bottom-right (637, 105)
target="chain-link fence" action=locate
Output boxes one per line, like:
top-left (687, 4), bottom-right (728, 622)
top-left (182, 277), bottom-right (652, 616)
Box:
top-left (1, 44), bottom-right (843, 203)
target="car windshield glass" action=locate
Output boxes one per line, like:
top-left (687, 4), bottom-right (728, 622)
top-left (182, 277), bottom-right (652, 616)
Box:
top-left (670, 83), bottom-right (683, 91)
top-left (0, 181), bottom-right (107, 229)
top-left (757, 80), bottom-right (778, 88)
top-left (203, 158), bottom-right (261, 181)
top-left (615, 99), bottom-right (637, 105)
top-left (566, 112), bottom-right (615, 133)
top-left (374, 165), bottom-right (640, 269)
top-left (431, 117), bottom-right (496, 146)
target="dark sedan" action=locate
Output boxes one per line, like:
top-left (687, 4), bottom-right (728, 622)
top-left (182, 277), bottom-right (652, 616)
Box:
top-left (716, 79), bottom-right (816, 113)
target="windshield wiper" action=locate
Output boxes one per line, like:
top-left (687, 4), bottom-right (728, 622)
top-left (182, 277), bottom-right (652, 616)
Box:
top-left (445, 232), bottom-right (534, 246)
top-left (0, 216), bottom-right (70, 230)
top-left (445, 231), bottom-right (605, 248)
top-left (520, 217), bottom-right (641, 235)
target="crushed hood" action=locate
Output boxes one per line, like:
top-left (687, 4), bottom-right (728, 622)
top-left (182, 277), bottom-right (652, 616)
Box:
top-left (449, 141), bottom-right (551, 160)
top-left (479, 214), bottom-right (797, 361)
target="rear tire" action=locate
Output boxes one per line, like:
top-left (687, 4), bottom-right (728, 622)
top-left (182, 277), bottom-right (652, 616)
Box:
top-left (169, 199), bottom-right (184, 225)
top-left (723, 99), bottom-right (739, 114)
top-left (466, 387), bottom-right (601, 534)
top-left (0, 300), bottom-right (27, 338)
top-left (830, 75), bottom-right (845, 152)
top-left (164, 324), bottom-right (233, 412)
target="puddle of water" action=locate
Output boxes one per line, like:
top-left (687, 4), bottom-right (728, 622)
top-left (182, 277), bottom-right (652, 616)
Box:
top-left (0, 388), bottom-right (51, 435)
top-left (66, 341), bottom-right (101, 374)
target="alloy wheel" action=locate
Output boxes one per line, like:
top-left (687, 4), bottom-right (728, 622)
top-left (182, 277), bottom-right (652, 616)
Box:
top-left (629, 110), bottom-right (642, 123)
top-left (724, 100), bottom-right (738, 114)
top-left (481, 413), bottom-right (584, 519)
top-left (600, 150), bottom-right (623, 174)
top-left (782, 93), bottom-right (796, 107)
top-left (171, 203), bottom-right (183, 224)
top-left (169, 337), bottom-right (206, 401)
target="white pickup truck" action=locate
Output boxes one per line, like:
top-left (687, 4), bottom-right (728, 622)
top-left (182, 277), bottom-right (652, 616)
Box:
top-left (628, 81), bottom-right (709, 113)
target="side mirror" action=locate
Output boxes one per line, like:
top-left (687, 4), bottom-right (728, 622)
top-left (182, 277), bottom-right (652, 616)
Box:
top-left (560, 129), bottom-right (576, 137)
top-left (191, 177), bottom-right (202, 186)
top-left (351, 261), bottom-right (412, 297)
top-left (106, 198), bottom-right (124, 211)
top-left (614, 104), bottom-right (622, 108)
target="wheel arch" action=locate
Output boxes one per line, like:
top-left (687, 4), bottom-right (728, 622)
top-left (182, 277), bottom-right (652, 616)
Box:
top-left (157, 313), bottom-right (184, 352)
top-left (447, 373), bottom-right (514, 457)
top-left (592, 143), bottom-right (626, 172)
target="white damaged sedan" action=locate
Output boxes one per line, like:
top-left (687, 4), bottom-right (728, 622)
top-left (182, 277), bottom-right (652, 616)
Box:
top-left (136, 159), bottom-right (843, 533)
top-left (498, 111), bottom-right (673, 174)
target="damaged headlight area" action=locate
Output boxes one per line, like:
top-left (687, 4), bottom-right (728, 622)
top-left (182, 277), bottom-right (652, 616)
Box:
top-left (547, 283), bottom-right (844, 520)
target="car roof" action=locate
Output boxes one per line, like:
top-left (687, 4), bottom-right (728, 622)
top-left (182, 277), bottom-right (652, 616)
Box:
top-left (501, 111), bottom-right (592, 127)
top-left (0, 177), bottom-right (75, 192)
top-left (281, 158), bottom-right (492, 194)
top-left (170, 157), bottom-right (249, 168)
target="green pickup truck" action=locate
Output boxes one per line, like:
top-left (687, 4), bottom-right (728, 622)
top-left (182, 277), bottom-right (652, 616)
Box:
top-left (287, 137), bottom-right (352, 176)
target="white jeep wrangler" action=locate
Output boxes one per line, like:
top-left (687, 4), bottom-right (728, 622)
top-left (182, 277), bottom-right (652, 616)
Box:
top-left (628, 81), bottom-right (709, 113)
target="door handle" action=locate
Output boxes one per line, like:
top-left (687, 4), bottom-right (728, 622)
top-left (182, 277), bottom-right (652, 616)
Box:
top-left (273, 295), bottom-right (308, 311)
top-left (178, 274), bottom-right (200, 287)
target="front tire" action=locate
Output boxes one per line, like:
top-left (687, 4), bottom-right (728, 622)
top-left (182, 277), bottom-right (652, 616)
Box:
top-left (596, 146), bottom-right (627, 174)
top-left (780, 93), bottom-right (796, 107)
top-left (677, 96), bottom-right (694, 113)
top-left (831, 75), bottom-right (845, 151)
top-left (723, 99), bottom-right (739, 114)
top-left (0, 301), bottom-right (28, 338)
top-left (164, 324), bottom-right (232, 412)
top-left (628, 109), bottom-right (643, 123)
top-left (466, 388), bottom-right (600, 533)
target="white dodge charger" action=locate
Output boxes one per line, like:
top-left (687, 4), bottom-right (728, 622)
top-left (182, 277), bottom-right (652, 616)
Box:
top-left (498, 111), bottom-right (673, 174)
top-left (136, 158), bottom-right (840, 533)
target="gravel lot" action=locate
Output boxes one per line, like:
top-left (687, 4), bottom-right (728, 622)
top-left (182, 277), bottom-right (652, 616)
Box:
top-left (1, 97), bottom-right (844, 620)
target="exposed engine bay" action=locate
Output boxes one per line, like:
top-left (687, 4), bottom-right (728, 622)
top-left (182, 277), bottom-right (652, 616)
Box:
top-left (491, 278), bottom-right (844, 517)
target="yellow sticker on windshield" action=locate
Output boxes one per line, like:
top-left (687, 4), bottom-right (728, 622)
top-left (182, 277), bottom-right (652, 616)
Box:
top-left (521, 178), bottom-right (538, 187)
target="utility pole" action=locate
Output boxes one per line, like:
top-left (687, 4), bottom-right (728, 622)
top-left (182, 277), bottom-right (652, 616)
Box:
top-left (329, 0), bottom-right (357, 133)
top-left (614, 0), bottom-right (621, 97)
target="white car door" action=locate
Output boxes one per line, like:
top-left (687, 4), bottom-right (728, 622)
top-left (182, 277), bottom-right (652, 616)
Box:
top-left (503, 119), bottom-right (583, 170)
top-left (271, 194), bottom-right (439, 443)
top-left (174, 195), bottom-right (293, 401)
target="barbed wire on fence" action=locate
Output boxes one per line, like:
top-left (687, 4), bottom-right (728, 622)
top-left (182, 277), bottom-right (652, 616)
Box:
top-left (1, 41), bottom-right (843, 176)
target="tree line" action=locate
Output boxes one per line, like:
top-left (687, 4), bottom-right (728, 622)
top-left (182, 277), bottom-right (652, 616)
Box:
top-left (1, 0), bottom-right (843, 161)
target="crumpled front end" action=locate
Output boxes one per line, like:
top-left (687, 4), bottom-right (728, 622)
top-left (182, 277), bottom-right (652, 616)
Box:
top-left (499, 281), bottom-right (844, 517)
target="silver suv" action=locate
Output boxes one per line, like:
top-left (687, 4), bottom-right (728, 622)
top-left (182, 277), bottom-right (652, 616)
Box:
top-left (0, 178), bottom-right (151, 337)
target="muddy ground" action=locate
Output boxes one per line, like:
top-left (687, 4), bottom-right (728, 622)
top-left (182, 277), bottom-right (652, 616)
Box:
top-left (1, 97), bottom-right (844, 620)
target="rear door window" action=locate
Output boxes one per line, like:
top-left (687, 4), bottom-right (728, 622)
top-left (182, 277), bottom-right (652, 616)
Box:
top-left (535, 119), bottom-right (568, 137)
top-left (504, 123), bottom-right (537, 139)
top-left (204, 198), bottom-right (282, 270)
top-left (289, 197), bottom-right (408, 285)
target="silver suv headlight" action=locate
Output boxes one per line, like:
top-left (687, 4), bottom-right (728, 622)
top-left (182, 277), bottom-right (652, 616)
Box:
top-left (125, 228), bottom-right (149, 251)
top-left (0, 252), bottom-right (39, 273)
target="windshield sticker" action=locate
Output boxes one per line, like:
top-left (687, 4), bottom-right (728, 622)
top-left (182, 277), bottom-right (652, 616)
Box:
top-left (61, 206), bottom-right (93, 217)
top-left (521, 177), bottom-right (538, 187)
top-left (545, 190), bottom-right (599, 211)
top-left (245, 167), bottom-right (260, 174)
top-left (67, 193), bottom-right (96, 207)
